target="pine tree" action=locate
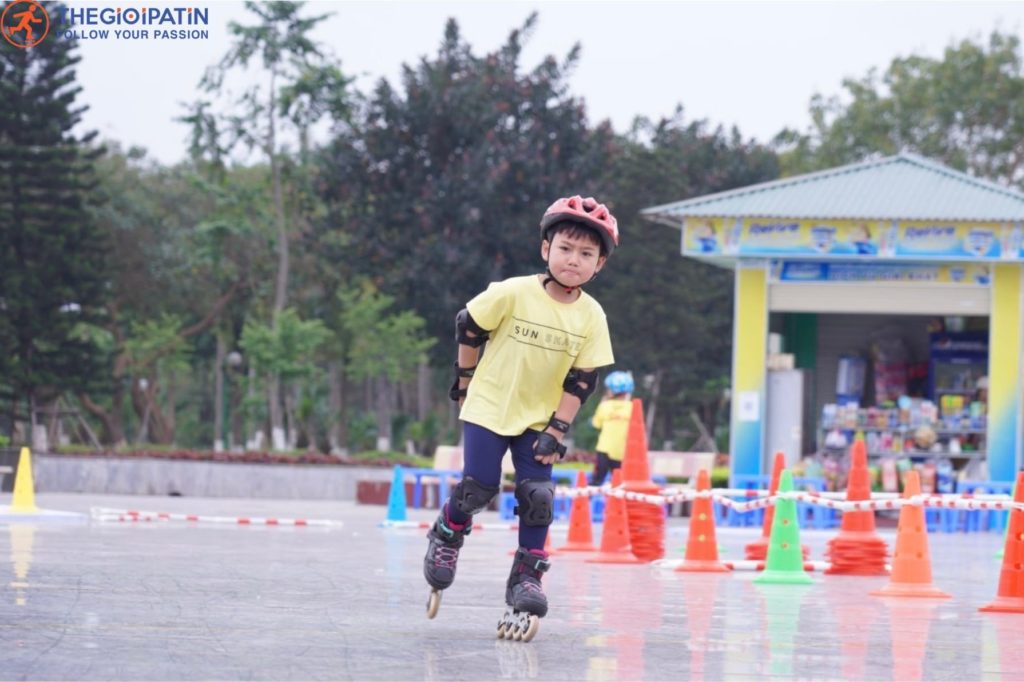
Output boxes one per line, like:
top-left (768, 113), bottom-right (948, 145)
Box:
top-left (0, 2), bottom-right (109, 443)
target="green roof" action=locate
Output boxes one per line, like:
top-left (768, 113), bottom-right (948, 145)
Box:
top-left (642, 153), bottom-right (1024, 226)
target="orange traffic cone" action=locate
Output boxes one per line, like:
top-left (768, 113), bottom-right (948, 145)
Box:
top-left (746, 452), bottom-right (809, 561)
top-left (586, 469), bottom-right (642, 565)
top-left (826, 439), bottom-right (889, 575)
top-left (620, 398), bottom-right (665, 562)
top-left (557, 470), bottom-right (597, 553)
top-left (979, 471), bottom-right (1024, 613)
top-left (871, 471), bottom-right (950, 598)
top-left (676, 469), bottom-right (730, 573)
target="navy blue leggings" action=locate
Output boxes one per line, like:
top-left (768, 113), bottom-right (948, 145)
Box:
top-left (446, 422), bottom-right (552, 550)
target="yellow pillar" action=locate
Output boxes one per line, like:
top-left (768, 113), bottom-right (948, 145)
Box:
top-left (730, 261), bottom-right (768, 479)
top-left (988, 264), bottom-right (1023, 481)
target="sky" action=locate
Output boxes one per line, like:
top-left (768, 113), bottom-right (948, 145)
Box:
top-left (65, 0), bottom-right (1024, 165)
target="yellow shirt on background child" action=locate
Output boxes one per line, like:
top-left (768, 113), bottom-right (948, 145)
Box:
top-left (591, 398), bottom-right (633, 461)
top-left (460, 275), bottom-right (614, 436)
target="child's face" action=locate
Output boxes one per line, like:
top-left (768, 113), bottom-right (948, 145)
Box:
top-left (542, 231), bottom-right (606, 288)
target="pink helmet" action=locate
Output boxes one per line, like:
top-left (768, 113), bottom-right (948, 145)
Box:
top-left (539, 195), bottom-right (619, 256)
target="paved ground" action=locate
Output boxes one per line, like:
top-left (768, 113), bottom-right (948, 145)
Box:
top-left (0, 492), bottom-right (1020, 681)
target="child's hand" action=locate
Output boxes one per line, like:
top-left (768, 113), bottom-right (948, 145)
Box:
top-left (534, 430), bottom-right (566, 464)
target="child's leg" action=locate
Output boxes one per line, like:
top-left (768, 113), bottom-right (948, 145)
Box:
top-left (509, 430), bottom-right (554, 550)
top-left (590, 451), bottom-right (611, 486)
top-left (444, 422), bottom-right (509, 527)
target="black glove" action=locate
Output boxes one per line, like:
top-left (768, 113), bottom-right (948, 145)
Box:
top-left (534, 431), bottom-right (567, 459)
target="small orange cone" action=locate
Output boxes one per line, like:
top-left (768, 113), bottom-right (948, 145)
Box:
top-left (826, 439), bottom-right (889, 575)
top-left (586, 469), bottom-right (642, 565)
top-left (557, 470), bottom-right (597, 553)
top-left (746, 452), bottom-right (809, 561)
top-left (620, 399), bottom-right (665, 562)
top-left (871, 471), bottom-right (950, 599)
top-left (676, 469), bottom-right (730, 573)
top-left (979, 471), bottom-right (1024, 614)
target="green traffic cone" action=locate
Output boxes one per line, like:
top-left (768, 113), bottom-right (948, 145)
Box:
top-left (996, 479), bottom-right (1018, 560)
top-left (755, 470), bottom-right (813, 585)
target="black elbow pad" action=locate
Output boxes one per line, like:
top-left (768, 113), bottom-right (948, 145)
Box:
top-left (563, 368), bottom-right (599, 404)
top-left (455, 308), bottom-right (489, 348)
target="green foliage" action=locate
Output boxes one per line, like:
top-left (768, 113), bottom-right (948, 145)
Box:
top-left (777, 31), bottom-right (1024, 186)
top-left (337, 283), bottom-right (436, 383)
top-left (0, 2), bottom-right (110, 422)
top-left (594, 110), bottom-right (778, 443)
top-left (314, 14), bottom-right (615, 361)
top-left (346, 411), bottom-right (379, 453)
top-left (240, 308), bottom-right (330, 381)
top-left (347, 450), bottom-right (434, 468)
top-left (125, 314), bottom-right (192, 377)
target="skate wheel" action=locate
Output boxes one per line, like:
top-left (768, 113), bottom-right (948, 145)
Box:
top-left (496, 620), bottom-right (507, 639)
top-left (520, 615), bottom-right (539, 643)
top-left (426, 589), bottom-right (442, 619)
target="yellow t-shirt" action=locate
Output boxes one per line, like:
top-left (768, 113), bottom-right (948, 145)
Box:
top-left (460, 275), bottom-right (615, 435)
top-left (592, 398), bottom-right (633, 461)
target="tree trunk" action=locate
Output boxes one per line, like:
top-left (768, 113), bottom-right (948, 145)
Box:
top-left (327, 361), bottom-right (347, 455)
top-left (417, 362), bottom-right (431, 420)
top-left (213, 335), bottom-right (226, 452)
top-left (375, 376), bottom-right (392, 452)
top-left (646, 369), bottom-right (663, 439)
top-left (266, 68), bottom-right (288, 450)
top-left (78, 390), bottom-right (126, 447)
top-left (284, 383), bottom-right (298, 450)
top-left (268, 375), bottom-right (285, 450)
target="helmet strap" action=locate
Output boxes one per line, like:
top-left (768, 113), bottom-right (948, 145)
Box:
top-left (542, 268), bottom-right (577, 295)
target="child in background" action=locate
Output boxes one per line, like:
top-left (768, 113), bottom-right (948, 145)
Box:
top-left (589, 371), bottom-right (634, 485)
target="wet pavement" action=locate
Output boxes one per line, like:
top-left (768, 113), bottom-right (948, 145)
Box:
top-left (0, 493), bottom-right (1020, 681)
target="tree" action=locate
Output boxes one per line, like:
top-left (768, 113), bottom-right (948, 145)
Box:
top-left (239, 308), bottom-right (330, 449)
top-left (200, 0), bottom-right (352, 449)
top-left (595, 109), bottom-right (779, 445)
top-left (77, 145), bottom-right (251, 446)
top-left (335, 283), bottom-right (436, 452)
top-left (315, 14), bottom-right (615, 360)
top-left (0, 2), bottom-right (109, 448)
top-left (776, 31), bottom-right (1024, 185)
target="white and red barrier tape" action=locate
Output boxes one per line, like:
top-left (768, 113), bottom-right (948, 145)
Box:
top-left (90, 507), bottom-right (344, 528)
top-left (553, 484), bottom-right (1024, 514)
top-left (652, 558), bottom-right (837, 572)
top-left (378, 519), bottom-right (521, 530)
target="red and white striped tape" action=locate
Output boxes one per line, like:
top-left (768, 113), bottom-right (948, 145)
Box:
top-left (553, 484), bottom-right (1023, 514)
top-left (379, 520), bottom-right (520, 530)
top-left (653, 558), bottom-right (836, 572)
top-left (90, 507), bottom-right (344, 528)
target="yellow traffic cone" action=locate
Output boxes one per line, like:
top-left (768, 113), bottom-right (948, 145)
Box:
top-left (11, 447), bottom-right (38, 513)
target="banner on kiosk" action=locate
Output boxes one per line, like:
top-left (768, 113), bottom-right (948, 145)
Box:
top-left (770, 261), bottom-right (992, 286)
top-left (683, 218), bottom-right (1021, 261)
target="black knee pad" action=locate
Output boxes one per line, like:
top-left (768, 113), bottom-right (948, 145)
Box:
top-left (451, 476), bottom-right (500, 516)
top-left (515, 479), bottom-right (555, 526)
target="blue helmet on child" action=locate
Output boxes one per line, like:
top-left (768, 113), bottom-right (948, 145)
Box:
top-left (604, 371), bottom-right (634, 395)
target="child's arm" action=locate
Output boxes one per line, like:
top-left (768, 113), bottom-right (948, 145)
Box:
top-left (534, 367), bottom-right (599, 465)
top-left (448, 309), bottom-right (490, 406)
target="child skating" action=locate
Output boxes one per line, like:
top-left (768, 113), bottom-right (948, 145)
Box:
top-left (589, 371), bottom-right (635, 486)
top-left (423, 195), bottom-right (619, 641)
